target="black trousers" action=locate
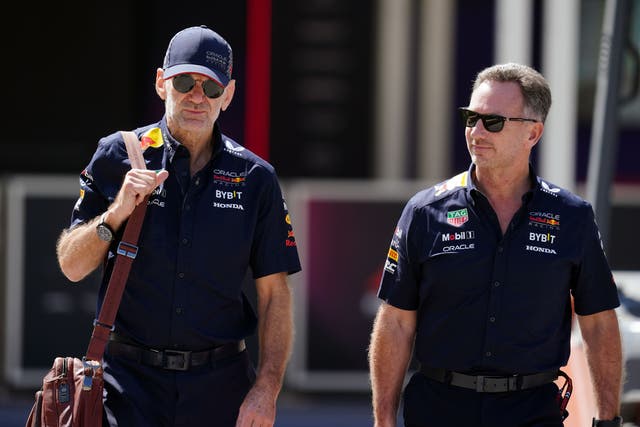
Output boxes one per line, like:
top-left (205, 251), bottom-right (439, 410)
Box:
top-left (403, 372), bottom-right (564, 427)
top-left (102, 349), bottom-right (255, 427)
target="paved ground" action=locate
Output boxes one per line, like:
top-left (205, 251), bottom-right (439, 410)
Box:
top-left (1, 388), bottom-right (387, 427)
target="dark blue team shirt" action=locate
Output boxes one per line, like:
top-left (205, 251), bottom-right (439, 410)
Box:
top-left (70, 118), bottom-right (301, 350)
top-left (378, 164), bottom-right (619, 374)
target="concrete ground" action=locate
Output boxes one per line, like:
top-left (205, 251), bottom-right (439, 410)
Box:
top-left (1, 388), bottom-right (385, 427)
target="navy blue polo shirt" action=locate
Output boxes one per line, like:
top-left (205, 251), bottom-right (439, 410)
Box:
top-left (378, 164), bottom-right (619, 374)
top-left (70, 118), bottom-right (301, 350)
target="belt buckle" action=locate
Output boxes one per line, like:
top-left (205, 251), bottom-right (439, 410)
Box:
top-left (163, 350), bottom-right (191, 371)
top-left (476, 375), bottom-right (510, 392)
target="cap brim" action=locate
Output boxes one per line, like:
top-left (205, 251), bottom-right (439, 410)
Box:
top-left (163, 64), bottom-right (228, 86)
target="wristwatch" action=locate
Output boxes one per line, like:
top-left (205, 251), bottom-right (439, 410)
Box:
top-left (592, 416), bottom-right (623, 427)
top-left (96, 213), bottom-right (115, 242)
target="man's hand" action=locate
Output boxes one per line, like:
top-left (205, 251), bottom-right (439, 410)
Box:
top-left (107, 169), bottom-right (169, 229)
top-left (235, 384), bottom-right (277, 427)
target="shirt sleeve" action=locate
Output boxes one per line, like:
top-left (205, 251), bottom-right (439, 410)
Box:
top-left (571, 205), bottom-right (620, 315)
top-left (70, 150), bottom-right (110, 229)
top-left (377, 196), bottom-right (423, 310)
top-left (249, 169), bottom-right (302, 278)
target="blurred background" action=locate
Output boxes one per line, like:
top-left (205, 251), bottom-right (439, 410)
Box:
top-left (2, 0), bottom-right (640, 426)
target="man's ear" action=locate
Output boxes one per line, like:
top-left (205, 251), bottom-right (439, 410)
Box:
top-left (528, 122), bottom-right (544, 148)
top-left (221, 80), bottom-right (236, 111)
top-left (155, 68), bottom-right (167, 101)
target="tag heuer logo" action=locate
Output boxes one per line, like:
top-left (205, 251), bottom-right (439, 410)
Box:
top-left (447, 208), bottom-right (469, 227)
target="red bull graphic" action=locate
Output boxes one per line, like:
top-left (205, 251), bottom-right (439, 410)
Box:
top-left (140, 128), bottom-right (164, 151)
top-left (528, 211), bottom-right (561, 229)
top-left (286, 224), bottom-right (297, 247)
top-left (80, 169), bottom-right (94, 186)
top-left (213, 169), bottom-right (247, 186)
top-left (435, 172), bottom-right (468, 196)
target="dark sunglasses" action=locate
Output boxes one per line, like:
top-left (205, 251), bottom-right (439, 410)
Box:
top-left (458, 107), bottom-right (538, 133)
top-left (172, 74), bottom-right (225, 99)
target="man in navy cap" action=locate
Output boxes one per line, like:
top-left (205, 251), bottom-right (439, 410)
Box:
top-left (57, 25), bottom-right (301, 427)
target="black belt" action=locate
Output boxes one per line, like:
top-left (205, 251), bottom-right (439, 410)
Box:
top-left (107, 336), bottom-right (246, 371)
top-left (420, 366), bottom-right (558, 393)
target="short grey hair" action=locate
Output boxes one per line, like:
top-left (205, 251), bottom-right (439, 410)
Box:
top-left (472, 63), bottom-right (552, 123)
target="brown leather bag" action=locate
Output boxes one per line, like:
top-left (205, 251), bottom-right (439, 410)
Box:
top-left (26, 358), bottom-right (104, 427)
top-left (25, 131), bottom-right (148, 427)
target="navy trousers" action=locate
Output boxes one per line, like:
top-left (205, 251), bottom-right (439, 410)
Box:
top-left (102, 349), bottom-right (256, 427)
top-left (402, 372), bottom-right (565, 427)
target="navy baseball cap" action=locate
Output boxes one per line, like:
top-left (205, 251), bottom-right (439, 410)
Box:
top-left (163, 25), bottom-right (233, 86)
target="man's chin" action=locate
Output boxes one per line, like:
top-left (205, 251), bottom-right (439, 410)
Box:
top-left (181, 117), bottom-right (214, 131)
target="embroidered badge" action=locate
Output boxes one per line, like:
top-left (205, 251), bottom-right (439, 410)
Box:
top-left (447, 208), bottom-right (469, 227)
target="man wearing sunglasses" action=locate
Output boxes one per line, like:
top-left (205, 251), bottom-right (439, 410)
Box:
top-left (56, 25), bottom-right (301, 427)
top-left (369, 63), bottom-right (623, 427)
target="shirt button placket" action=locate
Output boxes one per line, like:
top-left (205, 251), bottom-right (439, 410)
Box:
top-left (484, 241), bottom-right (506, 363)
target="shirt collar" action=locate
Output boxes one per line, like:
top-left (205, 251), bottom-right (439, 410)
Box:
top-left (465, 162), bottom-right (538, 205)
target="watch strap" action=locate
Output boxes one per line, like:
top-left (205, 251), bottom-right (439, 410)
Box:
top-left (592, 416), bottom-right (623, 427)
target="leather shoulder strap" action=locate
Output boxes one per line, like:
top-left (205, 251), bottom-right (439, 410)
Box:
top-left (122, 130), bottom-right (146, 169)
top-left (85, 131), bottom-right (149, 361)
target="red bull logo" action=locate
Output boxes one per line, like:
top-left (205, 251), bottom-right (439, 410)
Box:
top-left (435, 172), bottom-right (468, 196)
top-left (140, 128), bottom-right (164, 151)
top-left (213, 169), bottom-right (247, 186)
top-left (528, 211), bottom-right (560, 229)
top-left (286, 228), bottom-right (297, 247)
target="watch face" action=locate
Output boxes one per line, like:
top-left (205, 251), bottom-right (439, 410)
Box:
top-left (96, 224), bottom-right (113, 242)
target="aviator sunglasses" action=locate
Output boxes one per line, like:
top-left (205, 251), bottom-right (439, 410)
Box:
top-left (172, 74), bottom-right (225, 99)
top-left (459, 107), bottom-right (538, 133)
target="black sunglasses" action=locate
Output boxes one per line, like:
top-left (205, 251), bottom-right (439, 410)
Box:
top-left (459, 108), bottom-right (538, 133)
top-left (172, 74), bottom-right (225, 99)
